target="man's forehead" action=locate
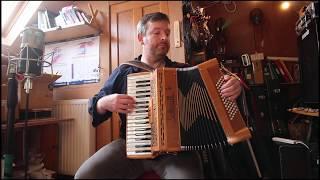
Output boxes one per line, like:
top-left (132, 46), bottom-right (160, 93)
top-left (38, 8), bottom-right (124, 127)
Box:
top-left (147, 21), bottom-right (170, 30)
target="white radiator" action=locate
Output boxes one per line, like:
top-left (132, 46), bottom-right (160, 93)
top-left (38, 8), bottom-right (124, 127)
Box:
top-left (53, 99), bottom-right (95, 175)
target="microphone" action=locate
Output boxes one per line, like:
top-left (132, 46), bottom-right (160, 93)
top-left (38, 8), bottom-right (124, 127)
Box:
top-left (18, 27), bottom-right (45, 77)
top-left (17, 27), bottom-right (45, 94)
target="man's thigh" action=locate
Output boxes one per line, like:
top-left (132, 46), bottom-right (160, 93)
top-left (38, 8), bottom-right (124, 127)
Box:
top-left (75, 138), bottom-right (145, 179)
top-left (151, 151), bottom-right (204, 179)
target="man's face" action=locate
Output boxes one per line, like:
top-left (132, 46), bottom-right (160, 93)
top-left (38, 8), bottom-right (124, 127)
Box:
top-left (140, 20), bottom-right (170, 57)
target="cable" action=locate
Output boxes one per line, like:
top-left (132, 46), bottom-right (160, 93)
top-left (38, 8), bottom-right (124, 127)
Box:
top-left (296, 141), bottom-right (310, 150)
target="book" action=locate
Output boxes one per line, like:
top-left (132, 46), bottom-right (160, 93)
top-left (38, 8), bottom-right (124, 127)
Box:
top-left (278, 60), bottom-right (294, 82)
top-left (38, 11), bottom-right (45, 30)
top-left (44, 8), bottom-right (58, 29)
top-left (69, 8), bottom-right (81, 23)
top-left (271, 61), bottom-right (285, 83)
top-left (273, 60), bottom-right (291, 83)
top-left (75, 9), bottom-right (85, 23)
top-left (59, 10), bottom-right (71, 25)
top-left (60, 8), bottom-right (74, 25)
top-left (252, 59), bottom-right (264, 84)
top-left (54, 15), bottom-right (66, 27)
top-left (78, 10), bottom-right (92, 24)
top-left (41, 11), bottom-right (49, 30)
top-left (267, 61), bottom-right (278, 80)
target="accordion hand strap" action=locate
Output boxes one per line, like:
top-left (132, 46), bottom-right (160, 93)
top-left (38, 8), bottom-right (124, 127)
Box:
top-left (121, 60), bottom-right (155, 72)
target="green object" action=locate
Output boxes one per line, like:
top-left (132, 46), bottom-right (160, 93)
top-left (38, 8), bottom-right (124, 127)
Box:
top-left (3, 154), bottom-right (13, 179)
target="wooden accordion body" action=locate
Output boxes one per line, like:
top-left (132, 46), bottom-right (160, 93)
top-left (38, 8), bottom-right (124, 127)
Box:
top-left (126, 59), bottom-right (251, 159)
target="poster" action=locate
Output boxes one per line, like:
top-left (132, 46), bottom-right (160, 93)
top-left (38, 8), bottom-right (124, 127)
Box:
top-left (43, 36), bottom-right (100, 87)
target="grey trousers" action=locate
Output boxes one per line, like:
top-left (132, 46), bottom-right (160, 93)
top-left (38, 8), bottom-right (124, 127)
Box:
top-left (74, 138), bottom-right (204, 179)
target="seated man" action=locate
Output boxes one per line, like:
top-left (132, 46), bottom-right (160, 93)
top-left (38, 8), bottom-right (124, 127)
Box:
top-left (75, 12), bottom-right (242, 179)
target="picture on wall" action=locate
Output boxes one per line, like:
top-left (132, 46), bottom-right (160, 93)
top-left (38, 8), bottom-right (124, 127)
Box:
top-left (43, 36), bottom-right (100, 87)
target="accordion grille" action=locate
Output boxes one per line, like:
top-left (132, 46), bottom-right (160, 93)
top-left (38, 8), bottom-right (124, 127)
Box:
top-left (177, 68), bottom-right (227, 150)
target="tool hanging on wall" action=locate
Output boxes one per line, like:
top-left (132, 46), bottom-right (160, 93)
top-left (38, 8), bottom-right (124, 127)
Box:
top-left (249, 8), bottom-right (265, 53)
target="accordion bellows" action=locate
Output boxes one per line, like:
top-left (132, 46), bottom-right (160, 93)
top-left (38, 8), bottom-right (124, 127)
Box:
top-left (126, 58), bottom-right (251, 159)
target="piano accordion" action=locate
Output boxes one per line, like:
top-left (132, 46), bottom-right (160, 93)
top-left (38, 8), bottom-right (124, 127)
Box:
top-left (126, 59), bottom-right (251, 159)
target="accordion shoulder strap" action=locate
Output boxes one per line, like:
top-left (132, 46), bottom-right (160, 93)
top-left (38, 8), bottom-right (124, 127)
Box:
top-left (121, 60), bottom-right (154, 72)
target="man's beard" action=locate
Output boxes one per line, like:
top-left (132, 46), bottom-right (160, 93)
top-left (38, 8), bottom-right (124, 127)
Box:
top-left (155, 44), bottom-right (169, 56)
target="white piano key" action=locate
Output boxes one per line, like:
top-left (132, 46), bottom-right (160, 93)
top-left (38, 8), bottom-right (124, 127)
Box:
top-left (127, 146), bottom-right (151, 151)
top-left (128, 112), bottom-right (149, 116)
top-left (128, 75), bottom-right (151, 80)
top-left (127, 127), bottom-right (151, 131)
top-left (126, 143), bottom-right (151, 148)
top-left (127, 119), bottom-right (149, 125)
top-left (127, 151), bottom-right (152, 156)
top-left (126, 139), bottom-right (151, 144)
top-left (128, 92), bottom-right (151, 97)
top-left (127, 129), bottom-right (151, 133)
top-left (127, 115), bottom-right (149, 119)
top-left (127, 134), bottom-right (151, 139)
top-left (127, 131), bottom-right (151, 136)
top-left (128, 86), bottom-right (150, 90)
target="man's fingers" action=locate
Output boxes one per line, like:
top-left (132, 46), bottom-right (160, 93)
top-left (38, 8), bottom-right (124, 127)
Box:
top-left (117, 103), bottom-right (136, 110)
top-left (117, 94), bottom-right (136, 104)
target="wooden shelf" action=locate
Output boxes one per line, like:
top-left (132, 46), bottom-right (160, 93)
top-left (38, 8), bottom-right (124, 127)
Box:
top-left (2, 117), bottom-right (73, 130)
top-left (288, 108), bottom-right (319, 117)
top-left (44, 22), bottom-right (100, 43)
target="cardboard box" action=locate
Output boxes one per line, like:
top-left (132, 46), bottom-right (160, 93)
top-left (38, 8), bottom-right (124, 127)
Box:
top-left (18, 74), bottom-right (61, 110)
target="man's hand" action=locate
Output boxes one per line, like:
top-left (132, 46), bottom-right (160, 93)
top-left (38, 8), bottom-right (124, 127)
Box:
top-left (220, 75), bottom-right (242, 101)
top-left (97, 94), bottom-right (136, 114)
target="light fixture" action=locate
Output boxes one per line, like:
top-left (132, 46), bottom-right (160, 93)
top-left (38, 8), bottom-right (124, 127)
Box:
top-left (280, 1), bottom-right (290, 11)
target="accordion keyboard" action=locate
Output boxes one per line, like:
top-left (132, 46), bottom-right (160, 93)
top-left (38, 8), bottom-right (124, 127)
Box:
top-left (126, 72), bottom-right (153, 158)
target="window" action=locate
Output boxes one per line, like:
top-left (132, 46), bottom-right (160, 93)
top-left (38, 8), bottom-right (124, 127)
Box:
top-left (1, 1), bottom-right (42, 47)
top-left (1, 1), bottom-right (24, 35)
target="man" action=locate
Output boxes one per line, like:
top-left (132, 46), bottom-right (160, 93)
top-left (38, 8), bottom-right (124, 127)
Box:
top-left (75, 12), bottom-right (242, 179)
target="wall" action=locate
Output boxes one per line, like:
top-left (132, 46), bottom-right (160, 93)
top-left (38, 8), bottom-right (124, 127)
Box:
top-left (52, 1), bottom-right (109, 100)
top-left (197, 1), bottom-right (310, 57)
top-left (53, 1), bottom-right (185, 100)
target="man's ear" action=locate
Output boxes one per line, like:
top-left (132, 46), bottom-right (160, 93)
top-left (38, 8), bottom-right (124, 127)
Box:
top-left (138, 33), bottom-right (144, 45)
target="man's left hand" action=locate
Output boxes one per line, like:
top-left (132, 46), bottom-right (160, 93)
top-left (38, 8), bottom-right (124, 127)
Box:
top-left (220, 75), bottom-right (242, 101)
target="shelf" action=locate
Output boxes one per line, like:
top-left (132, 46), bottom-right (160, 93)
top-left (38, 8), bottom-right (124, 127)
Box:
top-left (2, 117), bottom-right (73, 130)
top-left (288, 108), bottom-right (319, 117)
top-left (44, 22), bottom-right (100, 43)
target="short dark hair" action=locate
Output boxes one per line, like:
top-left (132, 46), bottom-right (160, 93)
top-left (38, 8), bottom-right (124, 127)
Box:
top-left (137, 12), bottom-right (170, 36)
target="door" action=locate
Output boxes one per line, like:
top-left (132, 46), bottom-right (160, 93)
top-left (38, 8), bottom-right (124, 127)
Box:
top-left (110, 1), bottom-right (168, 140)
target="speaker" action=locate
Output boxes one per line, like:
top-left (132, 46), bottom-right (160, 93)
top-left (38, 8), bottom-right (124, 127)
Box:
top-left (275, 143), bottom-right (312, 178)
top-left (297, 1), bottom-right (319, 108)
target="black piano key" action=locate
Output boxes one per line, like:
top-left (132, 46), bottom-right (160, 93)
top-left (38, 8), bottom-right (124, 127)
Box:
top-left (136, 80), bottom-right (150, 84)
top-left (135, 144), bottom-right (151, 148)
top-left (136, 84), bottom-right (150, 88)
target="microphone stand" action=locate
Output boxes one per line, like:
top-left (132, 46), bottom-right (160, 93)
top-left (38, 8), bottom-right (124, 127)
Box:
top-left (23, 76), bottom-right (32, 179)
top-left (4, 62), bottom-right (18, 179)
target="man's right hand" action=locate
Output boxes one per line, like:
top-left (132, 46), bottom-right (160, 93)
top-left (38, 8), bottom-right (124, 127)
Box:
top-left (97, 94), bottom-right (136, 114)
